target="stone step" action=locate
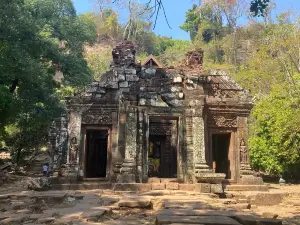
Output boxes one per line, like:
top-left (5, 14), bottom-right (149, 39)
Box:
top-left (50, 182), bottom-right (111, 190)
top-left (225, 185), bottom-right (269, 192)
top-left (156, 215), bottom-right (242, 225)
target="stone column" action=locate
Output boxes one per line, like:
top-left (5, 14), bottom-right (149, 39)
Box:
top-left (193, 116), bottom-right (210, 175)
top-left (67, 108), bottom-right (82, 165)
top-left (185, 115), bottom-right (195, 183)
top-left (136, 109), bottom-right (144, 183)
top-left (118, 106), bottom-right (137, 183)
top-left (237, 117), bottom-right (253, 175)
top-left (237, 116), bottom-right (263, 184)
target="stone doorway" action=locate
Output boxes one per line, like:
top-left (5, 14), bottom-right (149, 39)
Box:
top-left (212, 133), bottom-right (231, 179)
top-left (85, 130), bottom-right (108, 178)
top-left (148, 119), bottom-right (178, 179)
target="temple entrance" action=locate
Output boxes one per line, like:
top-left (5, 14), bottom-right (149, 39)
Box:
top-left (212, 133), bottom-right (231, 179)
top-left (85, 130), bottom-right (108, 178)
top-left (148, 119), bottom-right (178, 178)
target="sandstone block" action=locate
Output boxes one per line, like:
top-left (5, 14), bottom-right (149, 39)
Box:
top-left (156, 215), bottom-right (241, 225)
top-left (211, 184), bottom-right (223, 194)
top-left (118, 198), bottom-right (152, 208)
top-left (179, 184), bottom-right (195, 191)
top-left (81, 207), bottom-right (111, 221)
top-left (119, 81), bottom-right (128, 88)
top-left (195, 183), bottom-right (211, 193)
top-left (37, 217), bottom-right (56, 223)
top-left (262, 212), bottom-right (279, 219)
top-left (126, 75), bottom-right (139, 81)
top-left (165, 182), bottom-right (179, 190)
top-left (229, 203), bottom-right (251, 210)
top-left (152, 183), bottom-right (165, 190)
top-left (232, 215), bottom-right (282, 225)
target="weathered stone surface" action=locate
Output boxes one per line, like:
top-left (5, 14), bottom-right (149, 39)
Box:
top-left (225, 185), bottom-right (269, 192)
top-left (10, 200), bottom-right (26, 210)
top-left (126, 75), bottom-right (139, 81)
top-left (119, 81), bottom-right (128, 88)
top-left (80, 207), bottom-right (111, 221)
top-left (251, 193), bottom-right (284, 206)
top-left (232, 215), bottom-right (283, 225)
top-left (37, 217), bottom-right (56, 223)
top-left (113, 183), bottom-right (151, 192)
top-left (228, 203), bottom-right (251, 210)
top-left (211, 184), bottom-right (223, 193)
top-left (0, 216), bottom-right (27, 225)
top-left (118, 197), bottom-right (152, 208)
top-left (179, 184), bottom-right (195, 191)
top-left (262, 212), bottom-right (279, 219)
top-left (165, 183), bottom-right (179, 190)
top-left (195, 183), bottom-right (211, 193)
top-left (156, 215), bottom-right (242, 225)
top-left (27, 177), bottom-right (50, 191)
top-left (152, 183), bottom-right (166, 190)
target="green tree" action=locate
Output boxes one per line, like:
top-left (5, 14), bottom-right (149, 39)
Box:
top-left (0, 0), bottom-right (96, 163)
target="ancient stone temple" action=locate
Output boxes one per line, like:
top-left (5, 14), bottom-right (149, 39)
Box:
top-left (49, 41), bottom-right (262, 189)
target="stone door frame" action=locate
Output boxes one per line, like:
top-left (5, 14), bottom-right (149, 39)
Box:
top-left (207, 128), bottom-right (238, 183)
top-left (81, 125), bottom-right (112, 181)
top-left (144, 115), bottom-right (181, 181)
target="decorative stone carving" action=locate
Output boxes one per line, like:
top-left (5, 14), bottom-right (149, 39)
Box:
top-left (209, 115), bottom-right (237, 128)
top-left (69, 137), bottom-right (78, 164)
top-left (149, 123), bottom-right (172, 136)
top-left (82, 110), bottom-right (113, 124)
top-left (239, 139), bottom-right (248, 164)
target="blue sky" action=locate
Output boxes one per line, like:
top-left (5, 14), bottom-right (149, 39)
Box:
top-left (73, 0), bottom-right (300, 40)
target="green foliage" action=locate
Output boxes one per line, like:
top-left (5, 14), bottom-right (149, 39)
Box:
top-left (180, 4), bottom-right (200, 41)
top-left (0, 0), bottom-right (96, 163)
top-left (249, 87), bottom-right (300, 176)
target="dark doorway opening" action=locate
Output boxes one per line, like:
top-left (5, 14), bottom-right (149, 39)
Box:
top-left (212, 133), bottom-right (231, 179)
top-left (85, 130), bottom-right (108, 178)
top-left (148, 134), bottom-right (177, 178)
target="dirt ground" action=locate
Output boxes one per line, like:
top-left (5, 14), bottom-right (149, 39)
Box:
top-left (0, 176), bottom-right (299, 225)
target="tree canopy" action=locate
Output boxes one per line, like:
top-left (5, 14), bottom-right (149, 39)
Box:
top-left (0, 0), bottom-right (96, 162)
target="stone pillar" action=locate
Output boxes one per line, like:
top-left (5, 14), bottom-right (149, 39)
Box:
top-left (185, 116), bottom-right (195, 183)
top-left (237, 117), bottom-right (253, 175)
top-left (193, 116), bottom-right (210, 175)
top-left (136, 109), bottom-right (144, 183)
top-left (237, 116), bottom-right (263, 185)
top-left (118, 106), bottom-right (137, 183)
top-left (67, 109), bottom-right (82, 165)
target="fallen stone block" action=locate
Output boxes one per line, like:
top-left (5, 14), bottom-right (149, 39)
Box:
top-left (156, 215), bottom-right (242, 225)
top-left (118, 197), bottom-right (152, 208)
top-left (262, 212), bottom-right (279, 219)
top-left (37, 217), bottom-right (56, 224)
top-left (27, 177), bottom-right (50, 191)
top-left (231, 215), bottom-right (282, 225)
top-left (81, 207), bottom-right (111, 222)
top-left (229, 203), bottom-right (251, 210)
top-left (10, 200), bottom-right (26, 210)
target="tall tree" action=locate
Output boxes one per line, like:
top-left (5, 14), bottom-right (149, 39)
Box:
top-left (0, 0), bottom-right (96, 163)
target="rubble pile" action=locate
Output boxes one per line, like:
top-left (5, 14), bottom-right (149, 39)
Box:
top-left (183, 48), bottom-right (204, 71)
top-left (112, 41), bottom-right (136, 66)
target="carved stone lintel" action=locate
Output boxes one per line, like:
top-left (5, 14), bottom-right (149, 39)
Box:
top-left (208, 115), bottom-right (237, 128)
top-left (82, 109), bottom-right (113, 124)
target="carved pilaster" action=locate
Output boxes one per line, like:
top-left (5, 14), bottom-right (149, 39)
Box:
top-left (118, 106), bottom-right (137, 183)
top-left (185, 116), bottom-right (195, 183)
top-left (237, 117), bottom-right (253, 175)
top-left (193, 116), bottom-right (210, 176)
top-left (67, 109), bottom-right (82, 165)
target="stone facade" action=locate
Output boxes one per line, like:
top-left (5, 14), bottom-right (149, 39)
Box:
top-left (49, 41), bottom-right (261, 185)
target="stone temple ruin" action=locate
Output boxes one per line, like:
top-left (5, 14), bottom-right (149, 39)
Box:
top-left (49, 41), bottom-right (263, 191)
